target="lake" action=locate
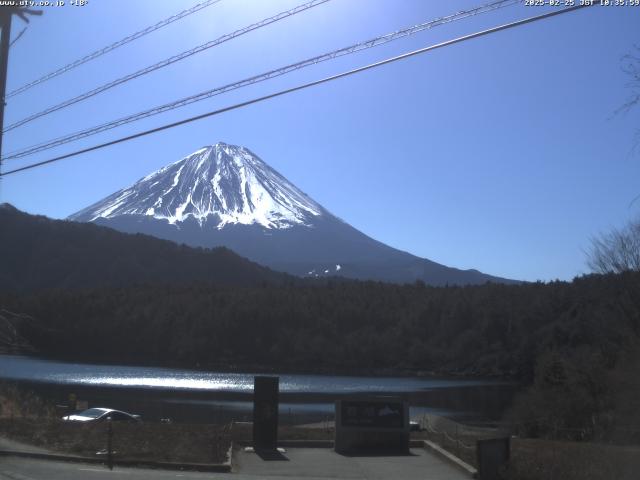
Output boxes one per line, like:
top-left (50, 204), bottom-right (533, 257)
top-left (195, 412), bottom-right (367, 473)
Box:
top-left (0, 355), bottom-right (516, 424)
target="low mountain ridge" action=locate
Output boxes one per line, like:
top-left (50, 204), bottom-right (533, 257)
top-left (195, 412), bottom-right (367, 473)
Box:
top-left (0, 203), bottom-right (289, 291)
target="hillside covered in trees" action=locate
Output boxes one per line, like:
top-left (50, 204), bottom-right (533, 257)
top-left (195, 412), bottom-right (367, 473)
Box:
top-left (2, 272), bottom-right (637, 381)
top-left (0, 204), bottom-right (289, 290)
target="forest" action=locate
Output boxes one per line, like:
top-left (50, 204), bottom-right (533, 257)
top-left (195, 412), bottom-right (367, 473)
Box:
top-left (2, 272), bottom-right (637, 380)
top-left (2, 271), bottom-right (639, 439)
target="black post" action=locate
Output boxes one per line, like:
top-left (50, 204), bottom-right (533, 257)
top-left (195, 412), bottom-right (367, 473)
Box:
top-left (107, 416), bottom-right (113, 471)
top-left (252, 376), bottom-right (279, 452)
top-left (0, 7), bottom-right (12, 172)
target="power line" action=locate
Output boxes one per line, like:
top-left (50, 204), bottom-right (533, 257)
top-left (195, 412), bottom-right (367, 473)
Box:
top-left (3, 0), bottom-right (520, 162)
top-left (9, 25), bottom-right (27, 48)
top-left (3, 0), bottom-right (331, 132)
top-left (5, 0), bottom-right (223, 99)
top-left (0, 3), bottom-right (595, 178)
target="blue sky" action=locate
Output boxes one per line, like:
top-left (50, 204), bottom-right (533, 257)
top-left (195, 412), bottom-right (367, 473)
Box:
top-left (1, 0), bottom-right (638, 282)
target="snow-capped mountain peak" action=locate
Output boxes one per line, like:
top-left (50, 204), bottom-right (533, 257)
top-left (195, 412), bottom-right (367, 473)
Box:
top-left (69, 142), bottom-right (325, 230)
top-left (68, 142), bottom-right (516, 286)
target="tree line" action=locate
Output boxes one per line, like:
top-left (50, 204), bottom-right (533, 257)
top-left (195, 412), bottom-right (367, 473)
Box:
top-left (2, 271), bottom-right (637, 381)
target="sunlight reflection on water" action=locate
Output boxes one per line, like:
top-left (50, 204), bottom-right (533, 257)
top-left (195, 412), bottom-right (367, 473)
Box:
top-left (1, 355), bottom-right (500, 393)
top-left (62, 375), bottom-right (253, 390)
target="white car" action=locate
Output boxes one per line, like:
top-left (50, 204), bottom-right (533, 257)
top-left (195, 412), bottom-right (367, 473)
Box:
top-left (62, 407), bottom-right (141, 423)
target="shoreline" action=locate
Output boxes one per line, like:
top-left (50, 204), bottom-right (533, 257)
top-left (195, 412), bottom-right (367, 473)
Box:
top-left (2, 352), bottom-right (518, 382)
top-left (1, 354), bottom-right (518, 424)
top-left (3, 378), bottom-right (516, 425)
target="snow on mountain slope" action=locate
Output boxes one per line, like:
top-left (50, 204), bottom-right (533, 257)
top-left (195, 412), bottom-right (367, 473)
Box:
top-left (69, 142), bottom-right (324, 229)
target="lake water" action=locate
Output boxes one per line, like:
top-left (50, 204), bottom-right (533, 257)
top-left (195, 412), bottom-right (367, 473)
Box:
top-left (0, 355), bottom-right (516, 424)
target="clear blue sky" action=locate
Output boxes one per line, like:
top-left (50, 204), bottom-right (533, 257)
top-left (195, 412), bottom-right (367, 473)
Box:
top-left (1, 0), bottom-right (638, 282)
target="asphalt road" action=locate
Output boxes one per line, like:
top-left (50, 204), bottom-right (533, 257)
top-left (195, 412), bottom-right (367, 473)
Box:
top-left (0, 448), bottom-right (469, 480)
top-left (235, 447), bottom-right (469, 479)
top-left (0, 457), bottom-right (220, 480)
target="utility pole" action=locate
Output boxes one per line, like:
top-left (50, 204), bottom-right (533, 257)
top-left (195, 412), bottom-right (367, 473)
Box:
top-left (0, 7), bottom-right (13, 177)
top-left (0, 3), bottom-right (42, 181)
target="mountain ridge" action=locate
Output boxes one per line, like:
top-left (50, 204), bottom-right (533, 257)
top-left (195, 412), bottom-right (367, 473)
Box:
top-left (69, 142), bottom-right (518, 286)
top-left (0, 203), bottom-right (290, 291)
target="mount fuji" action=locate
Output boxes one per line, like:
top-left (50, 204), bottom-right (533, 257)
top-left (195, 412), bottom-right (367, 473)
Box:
top-left (69, 142), bottom-right (514, 285)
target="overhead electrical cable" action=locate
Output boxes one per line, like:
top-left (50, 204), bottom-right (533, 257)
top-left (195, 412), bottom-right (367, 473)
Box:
top-left (0, 3), bottom-right (595, 178)
top-left (5, 0), bottom-right (224, 99)
top-left (9, 26), bottom-right (27, 48)
top-left (3, 0), bottom-right (520, 161)
top-left (3, 0), bottom-right (331, 132)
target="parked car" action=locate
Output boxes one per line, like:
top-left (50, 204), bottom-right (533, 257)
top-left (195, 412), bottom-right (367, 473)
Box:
top-left (62, 407), bottom-right (141, 423)
top-left (409, 421), bottom-right (422, 432)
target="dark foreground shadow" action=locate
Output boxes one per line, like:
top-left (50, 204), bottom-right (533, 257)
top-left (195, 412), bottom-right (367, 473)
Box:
top-left (337, 450), bottom-right (419, 458)
top-left (255, 450), bottom-right (290, 461)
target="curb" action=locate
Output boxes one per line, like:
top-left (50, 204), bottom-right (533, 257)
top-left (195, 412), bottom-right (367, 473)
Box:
top-left (278, 440), bottom-right (334, 448)
top-left (421, 440), bottom-right (477, 478)
top-left (235, 440), bottom-right (335, 449)
top-left (225, 441), bottom-right (234, 472)
top-left (0, 449), bottom-right (232, 473)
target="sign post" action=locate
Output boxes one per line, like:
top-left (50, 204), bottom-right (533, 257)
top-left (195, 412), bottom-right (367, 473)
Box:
top-left (106, 416), bottom-right (113, 471)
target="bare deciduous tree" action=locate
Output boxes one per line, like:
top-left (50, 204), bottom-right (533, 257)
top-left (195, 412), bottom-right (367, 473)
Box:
top-left (618, 45), bottom-right (640, 151)
top-left (619, 46), bottom-right (640, 113)
top-left (588, 217), bottom-right (640, 274)
top-left (592, 48), bottom-right (640, 273)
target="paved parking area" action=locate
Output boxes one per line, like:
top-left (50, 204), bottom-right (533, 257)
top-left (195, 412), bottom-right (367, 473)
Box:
top-left (233, 447), bottom-right (469, 479)
top-left (0, 444), bottom-right (470, 479)
top-left (0, 457), bottom-right (217, 480)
